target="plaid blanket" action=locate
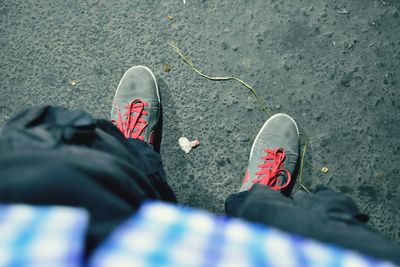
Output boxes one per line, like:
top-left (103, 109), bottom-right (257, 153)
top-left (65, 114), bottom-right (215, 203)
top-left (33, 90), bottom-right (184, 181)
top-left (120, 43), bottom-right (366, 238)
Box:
top-left (0, 202), bottom-right (396, 267)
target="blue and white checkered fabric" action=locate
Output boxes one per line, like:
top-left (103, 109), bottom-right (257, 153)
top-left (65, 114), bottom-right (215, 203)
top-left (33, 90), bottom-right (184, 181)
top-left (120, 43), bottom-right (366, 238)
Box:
top-left (0, 205), bottom-right (88, 267)
top-left (0, 202), bottom-right (397, 267)
top-left (89, 201), bottom-right (397, 267)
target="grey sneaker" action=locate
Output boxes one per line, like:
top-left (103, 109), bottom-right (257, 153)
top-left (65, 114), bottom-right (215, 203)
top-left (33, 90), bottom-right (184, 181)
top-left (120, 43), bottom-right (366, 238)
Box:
top-left (240, 113), bottom-right (300, 192)
top-left (111, 66), bottom-right (160, 145)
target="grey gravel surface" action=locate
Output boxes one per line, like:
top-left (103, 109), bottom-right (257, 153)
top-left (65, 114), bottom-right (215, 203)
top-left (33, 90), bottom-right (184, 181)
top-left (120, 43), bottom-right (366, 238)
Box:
top-left (1, 0), bottom-right (400, 242)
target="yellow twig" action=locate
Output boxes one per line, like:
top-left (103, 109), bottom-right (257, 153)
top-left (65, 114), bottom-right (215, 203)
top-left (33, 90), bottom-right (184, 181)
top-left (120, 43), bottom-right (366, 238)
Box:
top-left (168, 42), bottom-right (273, 117)
top-left (298, 133), bottom-right (310, 193)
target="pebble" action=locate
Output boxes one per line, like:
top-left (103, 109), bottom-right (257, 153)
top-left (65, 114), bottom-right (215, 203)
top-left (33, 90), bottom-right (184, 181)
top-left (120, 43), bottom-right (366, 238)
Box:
top-left (217, 158), bottom-right (226, 167)
top-left (339, 73), bottom-right (352, 87)
top-left (374, 171), bottom-right (384, 179)
top-left (369, 20), bottom-right (378, 27)
top-left (213, 92), bottom-right (220, 100)
top-left (301, 7), bottom-right (309, 16)
top-left (320, 12), bottom-right (328, 18)
top-left (223, 179), bottom-right (232, 186)
top-left (255, 33), bottom-right (264, 44)
top-left (240, 136), bottom-right (250, 142)
top-left (315, 112), bottom-right (324, 121)
top-left (324, 31), bottom-right (334, 38)
top-left (283, 63), bottom-right (290, 71)
top-left (320, 136), bottom-right (330, 147)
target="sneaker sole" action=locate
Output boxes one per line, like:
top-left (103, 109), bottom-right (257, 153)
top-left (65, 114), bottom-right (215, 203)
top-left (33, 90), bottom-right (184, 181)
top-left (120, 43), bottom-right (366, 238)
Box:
top-left (111, 65), bottom-right (160, 117)
top-left (250, 113), bottom-right (300, 158)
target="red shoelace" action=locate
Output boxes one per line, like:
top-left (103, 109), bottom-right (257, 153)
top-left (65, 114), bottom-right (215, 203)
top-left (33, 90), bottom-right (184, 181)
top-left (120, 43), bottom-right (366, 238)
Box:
top-left (112, 99), bottom-right (149, 140)
top-left (252, 148), bottom-right (291, 190)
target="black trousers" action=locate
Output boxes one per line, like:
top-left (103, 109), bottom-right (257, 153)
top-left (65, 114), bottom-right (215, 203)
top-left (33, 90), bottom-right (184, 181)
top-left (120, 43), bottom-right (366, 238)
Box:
top-left (0, 106), bottom-right (399, 264)
top-left (226, 185), bottom-right (400, 264)
top-left (0, 106), bottom-right (176, 256)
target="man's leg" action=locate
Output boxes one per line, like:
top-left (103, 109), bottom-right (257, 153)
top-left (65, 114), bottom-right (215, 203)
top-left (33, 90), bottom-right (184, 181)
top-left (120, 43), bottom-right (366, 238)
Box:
top-left (225, 114), bottom-right (400, 264)
top-left (0, 66), bottom-right (175, 256)
top-left (226, 113), bottom-right (299, 214)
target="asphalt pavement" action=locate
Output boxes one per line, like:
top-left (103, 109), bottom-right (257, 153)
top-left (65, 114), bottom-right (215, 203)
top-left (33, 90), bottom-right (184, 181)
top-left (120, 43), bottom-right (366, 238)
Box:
top-left (1, 0), bottom-right (399, 243)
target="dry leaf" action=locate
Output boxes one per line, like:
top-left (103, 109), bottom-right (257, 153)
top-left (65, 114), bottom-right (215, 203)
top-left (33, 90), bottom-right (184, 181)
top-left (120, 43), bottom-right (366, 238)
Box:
top-left (321, 167), bottom-right (329, 173)
top-left (163, 64), bottom-right (172, 72)
top-left (69, 80), bottom-right (79, 86)
top-left (178, 137), bottom-right (200, 153)
top-left (166, 15), bottom-right (174, 20)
